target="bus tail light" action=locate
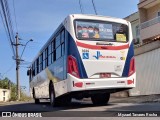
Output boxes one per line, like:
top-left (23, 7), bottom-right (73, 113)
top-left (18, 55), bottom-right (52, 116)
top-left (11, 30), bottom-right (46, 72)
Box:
top-left (74, 82), bottom-right (83, 87)
top-left (127, 79), bottom-right (134, 85)
top-left (68, 55), bottom-right (80, 78)
top-left (128, 57), bottom-right (135, 76)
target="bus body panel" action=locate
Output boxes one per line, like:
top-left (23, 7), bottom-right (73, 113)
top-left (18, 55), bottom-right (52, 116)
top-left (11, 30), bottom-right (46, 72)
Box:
top-left (67, 73), bottom-right (136, 92)
top-left (29, 14), bottom-right (136, 99)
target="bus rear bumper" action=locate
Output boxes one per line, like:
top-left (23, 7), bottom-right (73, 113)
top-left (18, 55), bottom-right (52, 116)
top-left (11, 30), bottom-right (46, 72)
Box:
top-left (67, 73), bottom-right (136, 92)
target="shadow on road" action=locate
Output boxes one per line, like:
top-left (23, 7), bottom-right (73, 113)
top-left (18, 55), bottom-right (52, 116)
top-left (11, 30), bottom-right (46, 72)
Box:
top-left (0, 100), bottom-right (116, 112)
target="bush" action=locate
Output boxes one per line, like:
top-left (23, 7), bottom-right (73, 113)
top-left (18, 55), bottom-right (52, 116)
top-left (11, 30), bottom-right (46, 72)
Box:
top-left (0, 77), bottom-right (30, 101)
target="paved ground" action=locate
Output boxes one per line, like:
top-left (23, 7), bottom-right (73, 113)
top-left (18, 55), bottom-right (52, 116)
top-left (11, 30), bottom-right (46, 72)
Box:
top-left (0, 96), bottom-right (160, 117)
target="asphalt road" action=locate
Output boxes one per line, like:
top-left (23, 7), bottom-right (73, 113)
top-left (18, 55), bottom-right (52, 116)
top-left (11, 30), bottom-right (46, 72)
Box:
top-left (0, 99), bottom-right (160, 117)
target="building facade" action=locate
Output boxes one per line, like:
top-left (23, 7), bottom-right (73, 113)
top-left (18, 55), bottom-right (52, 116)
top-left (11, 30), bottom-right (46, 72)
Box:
top-left (125, 12), bottom-right (141, 45)
top-left (0, 89), bottom-right (10, 102)
top-left (118, 0), bottom-right (160, 97)
top-left (138, 0), bottom-right (160, 44)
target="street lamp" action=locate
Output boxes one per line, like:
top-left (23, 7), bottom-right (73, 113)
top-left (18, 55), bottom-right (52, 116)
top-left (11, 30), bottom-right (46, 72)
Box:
top-left (20, 39), bottom-right (33, 61)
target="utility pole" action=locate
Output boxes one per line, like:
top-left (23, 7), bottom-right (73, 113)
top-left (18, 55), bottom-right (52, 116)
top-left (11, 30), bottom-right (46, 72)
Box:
top-left (15, 32), bottom-right (20, 100)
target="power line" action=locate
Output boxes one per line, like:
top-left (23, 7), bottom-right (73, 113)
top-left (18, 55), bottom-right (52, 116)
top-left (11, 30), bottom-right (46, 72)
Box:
top-left (0, 9), bottom-right (11, 47)
top-left (0, 0), bottom-right (16, 57)
top-left (4, 0), bottom-right (15, 40)
top-left (91, 0), bottom-right (97, 15)
top-left (1, 62), bottom-right (15, 77)
top-left (12, 0), bottom-right (18, 33)
top-left (79, 0), bottom-right (83, 14)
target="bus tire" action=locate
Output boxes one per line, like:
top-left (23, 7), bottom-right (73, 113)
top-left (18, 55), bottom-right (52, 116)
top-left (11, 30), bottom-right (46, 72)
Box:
top-left (91, 93), bottom-right (110, 105)
top-left (35, 99), bottom-right (40, 104)
top-left (33, 88), bottom-right (40, 104)
top-left (49, 82), bottom-right (57, 107)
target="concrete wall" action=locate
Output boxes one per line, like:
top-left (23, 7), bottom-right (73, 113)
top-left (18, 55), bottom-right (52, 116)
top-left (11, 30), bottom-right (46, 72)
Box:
top-left (129, 40), bottom-right (160, 96)
top-left (147, 3), bottom-right (160, 20)
top-left (113, 40), bottom-right (160, 97)
top-left (139, 8), bottom-right (147, 23)
top-left (140, 22), bottom-right (160, 42)
top-left (138, 0), bottom-right (160, 23)
top-left (0, 89), bottom-right (10, 102)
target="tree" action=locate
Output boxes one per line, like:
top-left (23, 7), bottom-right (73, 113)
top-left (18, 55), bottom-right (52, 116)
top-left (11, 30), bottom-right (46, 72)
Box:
top-left (0, 77), bottom-right (30, 101)
top-left (0, 77), bottom-right (10, 89)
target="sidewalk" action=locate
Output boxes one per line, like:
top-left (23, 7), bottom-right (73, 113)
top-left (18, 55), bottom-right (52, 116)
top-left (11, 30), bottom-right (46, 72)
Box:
top-left (82, 94), bottom-right (160, 103)
top-left (0, 101), bottom-right (30, 106)
top-left (110, 94), bottom-right (160, 103)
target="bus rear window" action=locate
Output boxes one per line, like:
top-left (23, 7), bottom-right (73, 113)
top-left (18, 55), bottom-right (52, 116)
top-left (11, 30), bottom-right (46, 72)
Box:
top-left (75, 20), bottom-right (128, 42)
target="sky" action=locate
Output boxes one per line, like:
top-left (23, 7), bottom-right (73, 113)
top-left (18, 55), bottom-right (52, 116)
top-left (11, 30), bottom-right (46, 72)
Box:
top-left (0, 0), bottom-right (139, 94)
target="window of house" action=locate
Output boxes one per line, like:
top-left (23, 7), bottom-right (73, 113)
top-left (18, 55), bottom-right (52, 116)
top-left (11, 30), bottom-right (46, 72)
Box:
top-left (136, 25), bottom-right (140, 37)
top-left (3, 91), bottom-right (5, 96)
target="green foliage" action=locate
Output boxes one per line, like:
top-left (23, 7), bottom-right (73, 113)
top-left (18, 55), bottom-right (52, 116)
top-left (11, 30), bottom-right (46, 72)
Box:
top-left (0, 77), bottom-right (30, 101)
top-left (20, 91), bottom-right (32, 101)
top-left (0, 77), bottom-right (10, 89)
top-left (10, 83), bottom-right (17, 101)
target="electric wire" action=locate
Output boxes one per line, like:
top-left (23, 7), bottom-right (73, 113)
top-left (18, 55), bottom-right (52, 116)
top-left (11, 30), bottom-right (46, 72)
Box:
top-left (0, 0), bottom-right (16, 57)
top-left (79, 0), bottom-right (83, 14)
top-left (91, 0), bottom-right (97, 15)
top-left (12, 0), bottom-right (18, 33)
top-left (1, 62), bottom-right (15, 77)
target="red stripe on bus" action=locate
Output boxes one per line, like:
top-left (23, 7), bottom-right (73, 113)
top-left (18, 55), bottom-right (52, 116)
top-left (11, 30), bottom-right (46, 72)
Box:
top-left (76, 41), bottom-right (129, 50)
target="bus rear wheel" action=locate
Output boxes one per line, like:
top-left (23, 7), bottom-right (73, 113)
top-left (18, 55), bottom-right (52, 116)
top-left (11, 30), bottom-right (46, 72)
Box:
top-left (91, 93), bottom-right (110, 105)
top-left (35, 99), bottom-right (40, 104)
top-left (33, 89), bottom-right (40, 104)
top-left (49, 83), bottom-right (58, 107)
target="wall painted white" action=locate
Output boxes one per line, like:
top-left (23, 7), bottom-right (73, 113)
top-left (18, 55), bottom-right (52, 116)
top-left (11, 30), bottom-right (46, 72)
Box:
top-left (0, 89), bottom-right (10, 102)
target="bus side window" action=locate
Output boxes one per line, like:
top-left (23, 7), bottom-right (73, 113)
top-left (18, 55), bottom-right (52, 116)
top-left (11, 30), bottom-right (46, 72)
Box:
top-left (43, 51), bottom-right (45, 69)
top-left (48, 44), bottom-right (52, 65)
top-left (34, 61), bottom-right (37, 75)
top-left (39, 54), bottom-right (43, 72)
top-left (61, 30), bottom-right (65, 56)
top-left (36, 58), bottom-right (39, 74)
top-left (56, 46), bottom-right (61, 60)
top-left (45, 48), bottom-right (48, 67)
top-left (32, 64), bottom-right (35, 78)
top-left (55, 34), bottom-right (60, 48)
top-left (61, 30), bottom-right (65, 43)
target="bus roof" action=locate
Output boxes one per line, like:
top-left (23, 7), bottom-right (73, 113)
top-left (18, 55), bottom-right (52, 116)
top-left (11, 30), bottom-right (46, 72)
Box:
top-left (69, 14), bottom-right (129, 24)
top-left (29, 14), bottom-right (129, 66)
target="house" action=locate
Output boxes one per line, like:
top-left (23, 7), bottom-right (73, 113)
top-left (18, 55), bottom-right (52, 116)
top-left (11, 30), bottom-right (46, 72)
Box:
top-left (138, 0), bottom-right (160, 44)
top-left (124, 12), bottom-right (141, 45)
top-left (0, 89), bottom-right (10, 102)
top-left (114, 0), bottom-right (160, 97)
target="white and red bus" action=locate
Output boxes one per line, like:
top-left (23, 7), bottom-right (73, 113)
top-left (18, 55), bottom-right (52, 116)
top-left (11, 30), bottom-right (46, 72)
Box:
top-left (27, 14), bottom-right (136, 106)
